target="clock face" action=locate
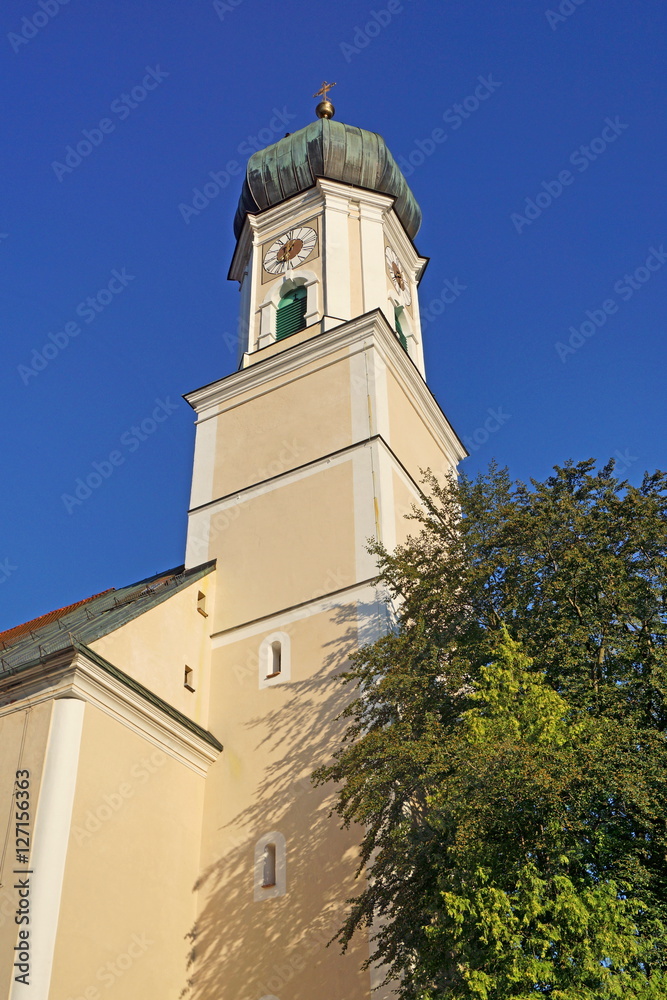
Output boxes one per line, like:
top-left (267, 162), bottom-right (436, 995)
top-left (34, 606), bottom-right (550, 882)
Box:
top-left (264, 227), bottom-right (318, 275)
top-left (385, 246), bottom-right (412, 306)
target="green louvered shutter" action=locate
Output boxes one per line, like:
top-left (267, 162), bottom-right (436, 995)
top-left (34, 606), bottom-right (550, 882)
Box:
top-left (276, 286), bottom-right (307, 341)
top-left (395, 308), bottom-right (407, 350)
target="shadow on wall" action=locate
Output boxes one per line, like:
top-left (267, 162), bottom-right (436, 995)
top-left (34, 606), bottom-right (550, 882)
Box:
top-left (179, 597), bottom-right (392, 1000)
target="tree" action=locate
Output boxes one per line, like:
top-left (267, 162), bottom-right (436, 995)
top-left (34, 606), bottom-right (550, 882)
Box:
top-left (314, 460), bottom-right (667, 999)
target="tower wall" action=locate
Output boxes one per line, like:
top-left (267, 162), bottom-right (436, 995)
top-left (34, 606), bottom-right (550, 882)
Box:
top-left (185, 310), bottom-right (464, 998)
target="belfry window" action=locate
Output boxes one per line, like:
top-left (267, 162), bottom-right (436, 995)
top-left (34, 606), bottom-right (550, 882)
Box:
top-left (394, 307), bottom-right (408, 350)
top-left (276, 285), bottom-right (307, 340)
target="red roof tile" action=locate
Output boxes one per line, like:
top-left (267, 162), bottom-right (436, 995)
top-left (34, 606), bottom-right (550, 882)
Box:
top-left (0, 590), bottom-right (115, 648)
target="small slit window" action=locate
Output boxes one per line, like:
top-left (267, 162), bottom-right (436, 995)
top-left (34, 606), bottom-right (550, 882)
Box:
top-left (184, 665), bottom-right (195, 691)
top-left (197, 591), bottom-right (208, 617)
top-left (267, 641), bottom-right (281, 678)
top-left (262, 843), bottom-right (276, 887)
top-left (254, 831), bottom-right (286, 900)
top-left (276, 286), bottom-right (307, 341)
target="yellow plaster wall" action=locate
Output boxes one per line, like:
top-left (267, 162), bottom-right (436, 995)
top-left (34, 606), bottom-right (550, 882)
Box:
top-left (194, 606), bottom-right (371, 1000)
top-left (211, 352), bottom-right (354, 500)
top-left (89, 575), bottom-right (214, 728)
top-left (211, 460), bottom-right (357, 632)
top-left (392, 469), bottom-right (425, 547)
top-left (0, 701), bottom-right (53, 998)
top-left (385, 368), bottom-right (455, 485)
top-left (49, 703), bottom-right (206, 1000)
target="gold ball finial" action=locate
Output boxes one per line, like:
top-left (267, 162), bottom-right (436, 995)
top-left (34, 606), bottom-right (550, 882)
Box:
top-left (315, 99), bottom-right (335, 120)
top-left (313, 81), bottom-right (337, 119)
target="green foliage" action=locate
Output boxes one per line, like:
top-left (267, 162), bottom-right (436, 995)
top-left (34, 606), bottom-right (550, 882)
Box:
top-left (314, 460), bottom-right (667, 999)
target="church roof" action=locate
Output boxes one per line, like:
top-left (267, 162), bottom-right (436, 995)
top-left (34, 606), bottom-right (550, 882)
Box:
top-left (233, 118), bottom-right (422, 240)
top-left (0, 561), bottom-right (215, 673)
top-left (0, 589), bottom-right (113, 647)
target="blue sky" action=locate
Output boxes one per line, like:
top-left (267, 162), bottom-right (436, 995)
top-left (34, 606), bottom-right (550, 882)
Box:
top-left (1, 0), bottom-right (665, 631)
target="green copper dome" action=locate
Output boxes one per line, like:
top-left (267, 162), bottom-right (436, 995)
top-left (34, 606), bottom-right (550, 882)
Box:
top-left (233, 118), bottom-right (422, 240)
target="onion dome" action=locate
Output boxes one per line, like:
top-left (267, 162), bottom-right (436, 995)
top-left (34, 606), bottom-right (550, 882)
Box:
top-left (233, 118), bottom-right (422, 241)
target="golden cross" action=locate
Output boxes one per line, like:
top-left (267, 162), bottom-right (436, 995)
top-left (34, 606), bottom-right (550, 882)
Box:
top-left (313, 80), bottom-right (337, 101)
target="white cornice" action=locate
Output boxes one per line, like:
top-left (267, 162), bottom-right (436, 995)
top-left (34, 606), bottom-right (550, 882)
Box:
top-left (229, 186), bottom-right (326, 282)
top-left (228, 178), bottom-right (426, 283)
top-left (383, 208), bottom-right (428, 284)
top-left (0, 649), bottom-right (222, 777)
top-left (211, 581), bottom-right (382, 644)
top-left (184, 310), bottom-right (466, 462)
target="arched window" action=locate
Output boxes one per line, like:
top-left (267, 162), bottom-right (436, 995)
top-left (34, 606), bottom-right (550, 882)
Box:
top-left (276, 285), bottom-right (307, 340)
top-left (258, 632), bottom-right (291, 688)
top-left (254, 832), bottom-right (286, 900)
top-left (394, 307), bottom-right (408, 350)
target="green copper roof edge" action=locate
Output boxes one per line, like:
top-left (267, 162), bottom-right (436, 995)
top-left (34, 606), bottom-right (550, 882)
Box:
top-left (75, 560), bottom-right (217, 645)
top-left (234, 118), bottom-right (422, 241)
top-left (74, 641), bottom-right (224, 752)
top-left (0, 640), bottom-right (223, 753)
top-left (0, 561), bottom-right (217, 664)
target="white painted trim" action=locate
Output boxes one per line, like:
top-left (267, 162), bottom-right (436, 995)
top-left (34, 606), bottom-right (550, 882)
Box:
top-left (322, 186), bottom-right (352, 321)
top-left (10, 699), bottom-right (85, 1000)
top-left (352, 447), bottom-right (380, 583)
top-left (0, 651), bottom-right (220, 777)
top-left (184, 312), bottom-right (466, 467)
top-left (191, 442), bottom-right (355, 513)
top-left (188, 409), bottom-right (218, 511)
top-left (211, 582), bottom-right (380, 646)
top-left (186, 428), bottom-right (453, 523)
top-left (359, 197), bottom-right (390, 321)
top-left (349, 348), bottom-right (371, 443)
top-left (366, 343), bottom-right (391, 440)
top-left (375, 440), bottom-right (397, 556)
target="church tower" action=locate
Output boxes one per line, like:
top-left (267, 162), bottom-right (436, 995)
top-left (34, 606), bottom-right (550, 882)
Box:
top-left (0, 91), bottom-right (466, 1000)
top-left (183, 94), bottom-right (466, 999)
